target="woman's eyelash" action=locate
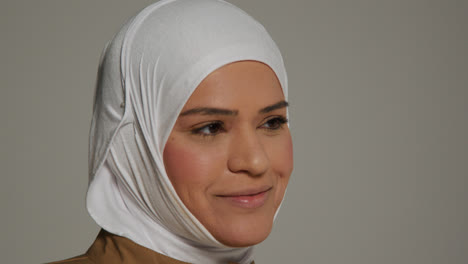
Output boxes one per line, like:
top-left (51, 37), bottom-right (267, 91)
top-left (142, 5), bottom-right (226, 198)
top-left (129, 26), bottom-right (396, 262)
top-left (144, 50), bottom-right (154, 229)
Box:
top-left (190, 116), bottom-right (288, 137)
top-left (191, 121), bottom-right (225, 136)
top-left (261, 116), bottom-right (288, 130)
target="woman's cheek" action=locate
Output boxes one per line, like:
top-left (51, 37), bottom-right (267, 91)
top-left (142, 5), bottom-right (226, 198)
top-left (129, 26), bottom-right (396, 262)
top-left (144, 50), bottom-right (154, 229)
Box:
top-left (282, 134), bottom-right (294, 176)
top-left (163, 137), bottom-right (221, 188)
top-left (266, 131), bottom-right (294, 177)
top-left (269, 133), bottom-right (293, 206)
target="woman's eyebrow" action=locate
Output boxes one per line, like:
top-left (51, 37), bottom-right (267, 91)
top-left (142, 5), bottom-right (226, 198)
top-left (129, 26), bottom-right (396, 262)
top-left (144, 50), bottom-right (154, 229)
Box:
top-left (179, 107), bottom-right (238, 116)
top-left (259, 100), bottom-right (289, 114)
top-left (179, 101), bottom-right (288, 116)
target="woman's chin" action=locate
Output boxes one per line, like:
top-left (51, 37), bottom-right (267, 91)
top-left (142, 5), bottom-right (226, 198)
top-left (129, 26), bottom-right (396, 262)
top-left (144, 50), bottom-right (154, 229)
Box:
top-left (209, 215), bottom-right (274, 248)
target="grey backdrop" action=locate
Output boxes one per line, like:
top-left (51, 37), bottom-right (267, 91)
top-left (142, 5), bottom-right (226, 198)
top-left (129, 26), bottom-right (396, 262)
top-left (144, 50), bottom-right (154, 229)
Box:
top-left (1, 0), bottom-right (467, 263)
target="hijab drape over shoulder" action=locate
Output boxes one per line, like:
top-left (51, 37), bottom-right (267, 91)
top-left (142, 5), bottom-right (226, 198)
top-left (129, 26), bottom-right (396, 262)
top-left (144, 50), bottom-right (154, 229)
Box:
top-left (86, 0), bottom-right (288, 263)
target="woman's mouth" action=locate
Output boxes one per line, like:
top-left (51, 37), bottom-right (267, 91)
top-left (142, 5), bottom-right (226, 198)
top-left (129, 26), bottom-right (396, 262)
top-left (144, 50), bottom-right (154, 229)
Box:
top-left (216, 187), bottom-right (272, 209)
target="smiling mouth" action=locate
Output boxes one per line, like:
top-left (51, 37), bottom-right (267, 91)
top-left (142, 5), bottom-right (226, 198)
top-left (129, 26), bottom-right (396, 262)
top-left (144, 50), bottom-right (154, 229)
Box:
top-left (217, 187), bottom-right (272, 209)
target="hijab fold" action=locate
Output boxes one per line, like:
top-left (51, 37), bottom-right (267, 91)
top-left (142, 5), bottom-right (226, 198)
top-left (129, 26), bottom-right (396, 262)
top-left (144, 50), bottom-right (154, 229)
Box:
top-left (87, 0), bottom-right (288, 263)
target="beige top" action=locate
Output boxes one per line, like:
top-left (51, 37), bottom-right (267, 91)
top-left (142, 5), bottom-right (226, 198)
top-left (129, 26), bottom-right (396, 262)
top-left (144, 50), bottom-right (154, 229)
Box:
top-left (46, 230), bottom-right (255, 264)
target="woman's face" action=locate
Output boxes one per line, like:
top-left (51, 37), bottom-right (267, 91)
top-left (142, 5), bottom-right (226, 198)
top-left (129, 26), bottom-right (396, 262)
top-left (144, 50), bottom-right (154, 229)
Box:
top-left (163, 61), bottom-right (293, 247)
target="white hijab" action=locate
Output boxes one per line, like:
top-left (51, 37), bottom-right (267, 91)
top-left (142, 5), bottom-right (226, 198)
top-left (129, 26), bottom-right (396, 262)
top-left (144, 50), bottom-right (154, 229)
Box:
top-left (86, 0), bottom-right (288, 263)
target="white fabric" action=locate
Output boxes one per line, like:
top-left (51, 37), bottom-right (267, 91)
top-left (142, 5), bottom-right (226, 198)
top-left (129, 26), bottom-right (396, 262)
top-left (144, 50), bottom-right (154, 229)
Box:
top-left (86, 0), bottom-right (288, 263)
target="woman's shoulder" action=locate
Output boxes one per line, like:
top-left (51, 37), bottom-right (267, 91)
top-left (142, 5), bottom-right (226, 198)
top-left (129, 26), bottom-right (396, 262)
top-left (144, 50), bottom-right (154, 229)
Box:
top-left (44, 254), bottom-right (93, 264)
top-left (43, 229), bottom-right (190, 264)
top-left (43, 229), bottom-right (256, 264)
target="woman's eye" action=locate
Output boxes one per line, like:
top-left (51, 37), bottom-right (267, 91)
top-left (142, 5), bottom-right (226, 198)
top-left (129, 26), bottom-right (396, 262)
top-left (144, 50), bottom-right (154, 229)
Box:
top-left (192, 122), bottom-right (224, 136)
top-left (261, 116), bottom-right (288, 130)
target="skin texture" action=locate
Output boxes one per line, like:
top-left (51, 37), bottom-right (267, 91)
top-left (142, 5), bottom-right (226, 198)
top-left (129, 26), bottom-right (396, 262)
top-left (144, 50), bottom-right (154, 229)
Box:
top-left (163, 61), bottom-right (293, 247)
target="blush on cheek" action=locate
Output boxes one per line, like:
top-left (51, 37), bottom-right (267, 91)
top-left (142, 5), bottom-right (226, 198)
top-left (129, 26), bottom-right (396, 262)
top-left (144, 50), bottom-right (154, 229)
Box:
top-left (163, 139), bottom-right (213, 187)
top-left (271, 134), bottom-right (294, 178)
top-left (270, 135), bottom-right (293, 208)
top-left (283, 137), bottom-right (294, 175)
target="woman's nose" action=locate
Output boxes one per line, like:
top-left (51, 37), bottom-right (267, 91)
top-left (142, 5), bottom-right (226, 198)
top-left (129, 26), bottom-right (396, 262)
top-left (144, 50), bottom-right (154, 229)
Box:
top-left (227, 129), bottom-right (270, 177)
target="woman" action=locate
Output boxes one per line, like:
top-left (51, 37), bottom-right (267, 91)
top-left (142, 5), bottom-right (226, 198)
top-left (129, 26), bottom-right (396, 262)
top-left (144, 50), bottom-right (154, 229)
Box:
top-left (49, 0), bottom-right (292, 263)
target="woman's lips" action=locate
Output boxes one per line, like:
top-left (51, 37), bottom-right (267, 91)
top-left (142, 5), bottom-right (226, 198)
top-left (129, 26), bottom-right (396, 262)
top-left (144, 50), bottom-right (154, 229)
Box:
top-left (216, 187), bottom-right (272, 209)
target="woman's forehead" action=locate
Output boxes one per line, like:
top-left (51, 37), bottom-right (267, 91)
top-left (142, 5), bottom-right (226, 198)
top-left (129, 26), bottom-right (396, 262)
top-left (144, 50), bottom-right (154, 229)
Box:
top-left (182, 61), bottom-right (284, 110)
